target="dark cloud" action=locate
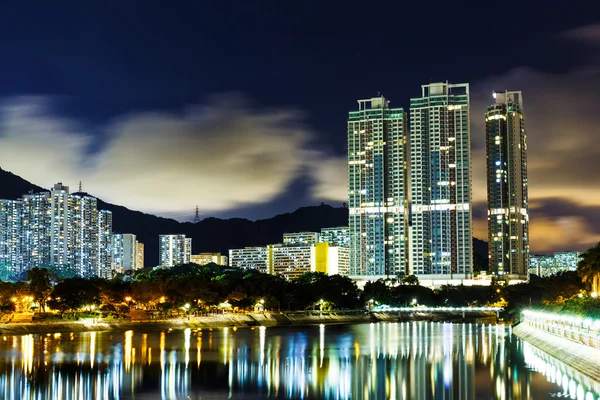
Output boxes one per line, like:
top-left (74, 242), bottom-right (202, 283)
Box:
top-left (0, 95), bottom-right (344, 214)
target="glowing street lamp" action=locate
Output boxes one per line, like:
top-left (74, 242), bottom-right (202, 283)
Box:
top-left (592, 292), bottom-right (598, 298)
top-left (184, 303), bottom-right (191, 310)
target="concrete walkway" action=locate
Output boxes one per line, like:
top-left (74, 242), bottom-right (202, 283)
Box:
top-left (513, 323), bottom-right (600, 382)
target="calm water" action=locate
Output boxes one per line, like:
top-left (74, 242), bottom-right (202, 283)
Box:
top-left (0, 322), bottom-right (599, 399)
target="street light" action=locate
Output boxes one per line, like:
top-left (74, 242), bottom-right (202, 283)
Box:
top-left (592, 292), bottom-right (598, 298)
top-left (412, 298), bottom-right (418, 306)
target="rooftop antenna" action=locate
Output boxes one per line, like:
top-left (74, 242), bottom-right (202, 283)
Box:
top-left (78, 181), bottom-right (83, 192)
top-left (193, 206), bottom-right (200, 223)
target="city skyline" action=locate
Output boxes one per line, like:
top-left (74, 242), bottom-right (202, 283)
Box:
top-left (0, 4), bottom-right (596, 254)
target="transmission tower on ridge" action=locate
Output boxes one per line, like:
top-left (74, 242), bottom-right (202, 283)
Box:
top-left (193, 206), bottom-right (200, 223)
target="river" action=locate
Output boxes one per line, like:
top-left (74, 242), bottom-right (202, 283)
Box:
top-left (0, 322), bottom-right (598, 399)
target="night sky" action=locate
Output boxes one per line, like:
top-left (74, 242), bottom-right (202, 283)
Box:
top-left (0, 1), bottom-right (598, 253)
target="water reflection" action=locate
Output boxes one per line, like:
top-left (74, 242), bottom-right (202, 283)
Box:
top-left (0, 322), bottom-right (597, 399)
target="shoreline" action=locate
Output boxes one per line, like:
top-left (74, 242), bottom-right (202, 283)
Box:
top-left (0, 311), bottom-right (498, 335)
top-left (513, 323), bottom-right (600, 383)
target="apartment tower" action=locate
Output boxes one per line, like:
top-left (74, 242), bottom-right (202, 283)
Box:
top-left (485, 91), bottom-right (529, 279)
top-left (348, 96), bottom-right (408, 276)
top-left (410, 82), bottom-right (472, 278)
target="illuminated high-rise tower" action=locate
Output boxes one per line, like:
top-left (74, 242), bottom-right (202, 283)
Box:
top-left (348, 96), bottom-right (408, 276)
top-left (50, 183), bottom-right (70, 268)
top-left (0, 199), bottom-right (23, 276)
top-left (410, 82), bottom-right (473, 278)
top-left (98, 210), bottom-right (113, 278)
top-left (21, 191), bottom-right (52, 269)
top-left (485, 91), bottom-right (529, 279)
top-left (112, 233), bottom-right (137, 272)
top-left (159, 234), bottom-right (191, 268)
top-left (68, 194), bottom-right (99, 277)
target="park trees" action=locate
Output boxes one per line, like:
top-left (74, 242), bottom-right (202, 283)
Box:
top-left (25, 268), bottom-right (55, 312)
top-left (577, 242), bottom-right (600, 294)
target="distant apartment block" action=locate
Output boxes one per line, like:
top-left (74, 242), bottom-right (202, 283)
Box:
top-left (229, 227), bottom-right (350, 279)
top-left (319, 226), bottom-right (349, 247)
top-left (191, 252), bottom-right (228, 266)
top-left (159, 234), bottom-right (191, 268)
top-left (0, 183), bottom-right (113, 278)
top-left (283, 232), bottom-right (319, 246)
top-left (112, 233), bottom-right (138, 272)
top-left (136, 242), bottom-right (144, 270)
top-left (229, 247), bottom-right (272, 274)
top-left (529, 251), bottom-right (581, 277)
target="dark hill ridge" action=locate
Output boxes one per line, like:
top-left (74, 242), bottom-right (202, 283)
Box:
top-left (0, 167), bottom-right (489, 270)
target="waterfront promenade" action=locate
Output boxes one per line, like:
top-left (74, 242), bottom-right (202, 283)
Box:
top-left (514, 311), bottom-right (600, 382)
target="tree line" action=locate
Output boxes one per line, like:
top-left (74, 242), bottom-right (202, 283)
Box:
top-left (0, 242), bottom-right (598, 322)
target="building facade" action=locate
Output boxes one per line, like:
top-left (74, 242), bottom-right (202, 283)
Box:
top-left (21, 191), bottom-right (52, 270)
top-left (319, 226), bottom-right (350, 247)
top-left (348, 96), bottom-right (408, 276)
top-left (0, 184), bottom-right (112, 278)
top-left (229, 247), bottom-right (272, 273)
top-left (97, 210), bottom-right (113, 278)
top-left (136, 241), bottom-right (144, 270)
top-left (190, 252), bottom-right (228, 266)
top-left (283, 232), bottom-right (320, 246)
top-left (486, 91), bottom-right (529, 279)
top-left (68, 194), bottom-right (100, 277)
top-left (0, 200), bottom-right (22, 277)
top-left (529, 251), bottom-right (580, 277)
top-left (410, 82), bottom-right (472, 278)
top-left (50, 183), bottom-right (70, 268)
top-left (158, 234), bottom-right (191, 268)
top-left (112, 233), bottom-right (137, 273)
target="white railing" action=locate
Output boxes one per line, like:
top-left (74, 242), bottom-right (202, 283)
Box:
top-left (522, 309), bottom-right (600, 349)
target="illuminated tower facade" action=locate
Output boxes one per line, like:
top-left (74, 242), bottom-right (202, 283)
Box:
top-left (348, 96), bottom-right (408, 276)
top-left (410, 82), bottom-right (473, 278)
top-left (68, 194), bottom-right (99, 277)
top-left (112, 233), bottom-right (137, 272)
top-left (159, 234), bottom-right (191, 268)
top-left (21, 191), bottom-right (52, 269)
top-left (0, 200), bottom-right (23, 276)
top-left (486, 91), bottom-right (529, 279)
top-left (50, 183), bottom-right (70, 268)
top-left (98, 210), bottom-right (113, 278)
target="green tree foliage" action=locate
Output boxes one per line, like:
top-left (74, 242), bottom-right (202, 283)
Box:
top-left (401, 275), bottom-right (420, 286)
top-left (48, 278), bottom-right (101, 315)
top-left (578, 242), bottom-right (600, 294)
top-left (25, 268), bottom-right (56, 312)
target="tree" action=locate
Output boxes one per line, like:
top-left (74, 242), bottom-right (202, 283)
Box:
top-left (577, 243), bottom-right (600, 294)
top-left (402, 275), bottom-right (420, 286)
top-left (25, 268), bottom-right (55, 312)
top-left (48, 278), bottom-right (101, 315)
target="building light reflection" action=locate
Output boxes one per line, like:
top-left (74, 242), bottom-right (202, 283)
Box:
top-left (0, 323), bottom-right (593, 399)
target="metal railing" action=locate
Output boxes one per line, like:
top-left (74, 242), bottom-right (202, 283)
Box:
top-left (522, 310), bottom-right (600, 349)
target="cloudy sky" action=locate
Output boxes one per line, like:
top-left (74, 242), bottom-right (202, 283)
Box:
top-left (0, 2), bottom-right (598, 253)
